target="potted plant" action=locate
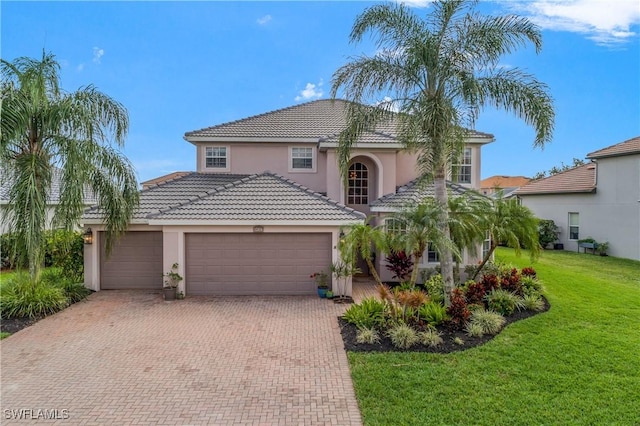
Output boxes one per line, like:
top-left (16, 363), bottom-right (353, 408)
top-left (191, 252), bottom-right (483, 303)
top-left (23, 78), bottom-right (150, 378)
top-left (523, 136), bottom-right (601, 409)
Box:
top-left (163, 263), bottom-right (183, 301)
top-left (311, 271), bottom-right (329, 298)
top-left (596, 241), bottom-right (609, 256)
top-left (330, 260), bottom-right (360, 304)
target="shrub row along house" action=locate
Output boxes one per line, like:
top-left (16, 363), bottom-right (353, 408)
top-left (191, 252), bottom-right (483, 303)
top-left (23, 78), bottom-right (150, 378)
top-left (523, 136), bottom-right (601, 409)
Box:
top-left (82, 99), bottom-right (495, 296)
top-left (516, 136), bottom-right (640, 261)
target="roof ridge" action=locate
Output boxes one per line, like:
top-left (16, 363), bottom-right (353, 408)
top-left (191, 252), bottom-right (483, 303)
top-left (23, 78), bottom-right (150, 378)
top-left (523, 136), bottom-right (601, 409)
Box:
top-left (147, 173), bottom-right (261, 218)
top-left (526, 162), bottom-right (594, 185)
top-left (184, 99), bottom-right (350, 137)
top-left (142, 171), bottom-right (195, 191)
top-left (587, 135), bottom-right (640, 158)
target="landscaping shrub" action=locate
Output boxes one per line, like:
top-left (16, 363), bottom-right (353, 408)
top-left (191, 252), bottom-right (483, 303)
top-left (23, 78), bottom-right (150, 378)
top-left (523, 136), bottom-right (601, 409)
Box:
top-left (384, 251), bottom-right (413, 281)
top-left (521, 276), bottom-right (545, 297)
top-left (538, 219), bottom-right (559, 248)
top-left (446, 288), bottom-right (470, 328)
top-left (418, 328), bottom-right (443, 347)
top-left (40, 268), bottom-right (91, 303)
top-left (464, 280), bottom-right (486, 305)
top-left (418, 301), bottom-right (448, 326)
top-left (486, 289), bottom-right (524, 316)
top-left (0, 233), bottom-right (21, 269)
top-left (396, 288), bottom-right (428, 308)
top-left (356, 327), bottom-right (381, 344)
top-left (468, 308), bottom-right (506, 335)
top-left (422, 273), bottom-right (444, 304)
top-left (343, 297), bottom-right (386, 329)
top-left (0, 273), bottom-right (68, 319)
top-left (465, 322), bottom-right (484, 337)
top-left (500, 268), bottom-right (523, 294)
top-left (480, 274), bottom-right (500, 292)
top-left (521, 267), bottom-right (537, 278)
top-left (44, 230), bottom-right (84, 282)
top-left (522, 294), bottom-right (545, 311)
top-left (387, 323), bottom-right (418, 349)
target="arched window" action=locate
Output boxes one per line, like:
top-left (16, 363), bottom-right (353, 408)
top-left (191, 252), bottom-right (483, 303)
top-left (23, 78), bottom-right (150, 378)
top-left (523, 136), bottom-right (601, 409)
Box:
top-left (347, 163), bottom-right (368, 204)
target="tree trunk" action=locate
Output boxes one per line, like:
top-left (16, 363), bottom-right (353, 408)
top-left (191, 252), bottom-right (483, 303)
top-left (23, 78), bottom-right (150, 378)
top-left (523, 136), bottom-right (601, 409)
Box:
top-left (365, 258), bottom-right (383, 287)
top-left (434, 169), bottom-right (454, 306)
top-left (409, 252), bottom-right (423, 287)
top-left (472, 240), bottom-right (496, 280)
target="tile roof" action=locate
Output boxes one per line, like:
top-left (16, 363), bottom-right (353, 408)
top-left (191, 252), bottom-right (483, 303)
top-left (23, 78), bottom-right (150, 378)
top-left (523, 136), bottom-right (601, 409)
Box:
top-left (370, 178), bottom-right (472, 211)
top-left (480, 175), bottom-right (530, 190)
top-left (515, 163), bottom-right (597, 195)
top-left (83, 173), bottom-right (250, 221)
top-left (141, 171), bottom-right (192, 189)
top-left (184, 99), bottom-right (494, 144)
top-left (83, 172), bottom-right (365, 223)
top-left (587, 136), bottom-right (640, 159)
top-left (1, 167), bottom-right (97, 205)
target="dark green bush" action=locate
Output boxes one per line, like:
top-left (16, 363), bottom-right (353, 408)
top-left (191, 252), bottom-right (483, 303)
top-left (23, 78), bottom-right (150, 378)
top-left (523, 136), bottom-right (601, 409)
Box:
top-left (539, 219), bottom-right (559, 248)
top-left (40, 268), bottom-right (90, 303)
top-left (485, 289), bottom-right (523, 316)
top-left (0, 273), bottom-right (69, 319)
top-left (343, 297), bottom-right (386, 329)
top-left (418, 301), bottom-right (448, 326)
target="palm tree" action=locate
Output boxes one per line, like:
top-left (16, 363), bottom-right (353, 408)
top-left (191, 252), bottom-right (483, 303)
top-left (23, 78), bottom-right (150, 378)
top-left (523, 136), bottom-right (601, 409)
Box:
top-left (331, 0), bottom-right (554, 302)
top-left (339, 219), bottom-right (387, 286)
top-left (447, 192), bottom-right (488, 278)
top-left (1, 51), bottom-right (139, 281)
top-left (472, 195), bottom-right (540, 280)
top-left (391, 200), bottom-right (457, 288)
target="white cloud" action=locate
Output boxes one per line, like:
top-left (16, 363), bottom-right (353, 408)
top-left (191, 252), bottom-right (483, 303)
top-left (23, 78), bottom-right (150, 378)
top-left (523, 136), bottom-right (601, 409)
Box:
top-left (397, 0), bottom-right (433, 8)
top-left (295, 79), bottom-right (324, 102)
top-left (510, 0), bottom-right (640, 46)
top-left (92, 47), bottom-right (104, 63)
top-left (375, 96), bottom-right (401, 112)
top-left (257, 14), bottom-right (272, 25)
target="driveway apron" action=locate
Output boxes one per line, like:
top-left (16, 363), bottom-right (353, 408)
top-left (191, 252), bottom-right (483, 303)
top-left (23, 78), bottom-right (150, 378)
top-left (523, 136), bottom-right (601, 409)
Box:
top-left (1, 291), bottom-right (362, 425)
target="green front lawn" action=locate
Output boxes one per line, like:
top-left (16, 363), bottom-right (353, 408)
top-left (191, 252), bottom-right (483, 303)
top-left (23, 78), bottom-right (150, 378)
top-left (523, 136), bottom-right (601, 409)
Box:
top-left (349, 248), bottom-right (640, 425)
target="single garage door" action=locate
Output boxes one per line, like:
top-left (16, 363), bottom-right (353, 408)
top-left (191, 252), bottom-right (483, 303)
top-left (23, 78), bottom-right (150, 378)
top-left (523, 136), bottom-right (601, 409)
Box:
top-left (186, 233), bottom-right (332, 295)
top-left (100, 231), bottom-right (163, 289)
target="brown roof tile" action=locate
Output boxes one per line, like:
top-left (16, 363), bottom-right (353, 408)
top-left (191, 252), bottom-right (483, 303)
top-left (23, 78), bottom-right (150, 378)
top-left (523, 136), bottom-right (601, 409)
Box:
top-left (480, 176), bottom-right (530, 190)
top-left (587, 136), bottom-right (640, 159)
top-left (141, 172), bottom-right (191, 189)
top-left (515, 163), bottom-right (596, 195)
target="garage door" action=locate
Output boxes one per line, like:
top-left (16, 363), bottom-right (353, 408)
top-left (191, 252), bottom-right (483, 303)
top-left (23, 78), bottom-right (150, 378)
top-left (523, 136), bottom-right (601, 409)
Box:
top-left (185, 233), bottom-right (332, 295)
top-left (100, 231), bottom-right (163, 290)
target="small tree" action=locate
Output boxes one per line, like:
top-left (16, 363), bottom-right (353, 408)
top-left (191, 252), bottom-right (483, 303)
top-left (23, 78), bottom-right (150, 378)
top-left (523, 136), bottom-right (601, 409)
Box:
top-left (339, 219), bottom-right (387, 286)
top-left (538, 219), bottom-right (559, 248)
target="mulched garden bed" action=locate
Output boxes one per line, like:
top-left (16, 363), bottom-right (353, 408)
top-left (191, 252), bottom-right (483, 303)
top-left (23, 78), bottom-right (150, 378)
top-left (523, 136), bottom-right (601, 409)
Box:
top-left (339, 296), bottom-right (550, 353)
top-left (1, 316), bottom-right (42, 334)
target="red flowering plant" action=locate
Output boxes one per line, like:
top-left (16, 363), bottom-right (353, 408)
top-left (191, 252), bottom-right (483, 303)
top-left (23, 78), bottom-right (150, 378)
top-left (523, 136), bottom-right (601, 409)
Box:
top-left (310, 271), bottom-right (329, 289)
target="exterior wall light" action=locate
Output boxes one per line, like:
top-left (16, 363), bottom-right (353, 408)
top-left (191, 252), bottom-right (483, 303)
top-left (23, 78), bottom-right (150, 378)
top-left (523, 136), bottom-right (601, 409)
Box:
top-left (83, 228), bottom-right (93, 245)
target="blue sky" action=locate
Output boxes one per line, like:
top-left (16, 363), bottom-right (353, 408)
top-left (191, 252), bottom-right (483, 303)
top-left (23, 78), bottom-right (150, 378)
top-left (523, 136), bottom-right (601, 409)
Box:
top-left (2, 1), bottom-right (639, 183)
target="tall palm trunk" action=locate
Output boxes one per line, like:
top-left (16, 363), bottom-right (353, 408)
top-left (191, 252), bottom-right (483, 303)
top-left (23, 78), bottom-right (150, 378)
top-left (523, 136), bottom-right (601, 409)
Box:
top-left (409, 251), bottom-right (423, 286)
top-left (472, 239), bottom-right (497, 280)
top-left (434, 168), bottom-right (454, 306)
top-left (365, 258), bottom-right (383, 287)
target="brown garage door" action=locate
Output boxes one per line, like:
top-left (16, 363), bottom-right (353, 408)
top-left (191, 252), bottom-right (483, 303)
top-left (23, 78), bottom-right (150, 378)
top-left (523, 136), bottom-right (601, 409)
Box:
top-left (100, 231), bottom-right (163, 290)
top-left (186, 233), bottom-right (332, 295)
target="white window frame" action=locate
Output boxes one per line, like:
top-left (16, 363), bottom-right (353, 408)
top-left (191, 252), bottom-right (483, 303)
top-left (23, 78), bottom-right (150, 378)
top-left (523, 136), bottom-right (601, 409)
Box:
top-left (347, 162), bottom-right (369, 205)
top-left (289, 146), bottom-right (316, 172)
top-left (568, 212), bottom-right (579, 240)
top-left (204, 146), bottom-right (230, 172)
top-left (455, 147), bottom-right (472, 184)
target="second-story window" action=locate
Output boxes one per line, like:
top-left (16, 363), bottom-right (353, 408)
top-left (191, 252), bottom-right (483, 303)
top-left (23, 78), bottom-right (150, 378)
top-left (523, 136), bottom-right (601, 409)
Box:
top-left (205, 146), bottom-right (227, 169)
top-left (455, 147), bottom-right (472, 184)
top-left (348, 162), bottom-right (368, 204)
top-left (291, 147), bottom-right (314, 170)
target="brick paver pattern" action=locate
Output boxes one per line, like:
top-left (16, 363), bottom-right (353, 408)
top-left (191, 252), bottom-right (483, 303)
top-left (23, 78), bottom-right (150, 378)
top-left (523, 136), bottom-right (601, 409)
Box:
top-left (1, 290), bottom-right (364, 425)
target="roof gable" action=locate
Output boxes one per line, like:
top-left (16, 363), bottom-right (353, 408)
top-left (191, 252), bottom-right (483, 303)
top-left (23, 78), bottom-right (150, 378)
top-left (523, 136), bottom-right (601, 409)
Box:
top-left (515, 163), bottom-right (596, 196)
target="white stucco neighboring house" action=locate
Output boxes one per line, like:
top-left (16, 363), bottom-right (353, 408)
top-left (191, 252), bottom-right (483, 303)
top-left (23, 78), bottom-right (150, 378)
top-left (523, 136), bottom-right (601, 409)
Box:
top-left (516, 136), bottom-right (640, 261)
top-left (82, 99), bottom-right (495, 296)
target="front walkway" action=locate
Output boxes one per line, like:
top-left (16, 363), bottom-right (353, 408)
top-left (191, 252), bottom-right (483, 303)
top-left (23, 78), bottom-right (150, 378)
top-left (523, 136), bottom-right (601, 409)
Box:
top-left (1, 291), bottom-right (363, 425)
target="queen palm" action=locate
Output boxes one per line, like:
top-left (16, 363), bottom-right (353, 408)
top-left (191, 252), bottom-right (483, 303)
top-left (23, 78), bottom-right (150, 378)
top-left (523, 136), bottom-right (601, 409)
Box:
top-left (472, 194), bottom-right (540, 280)
top-left (1, 52), bottom-right (139, 281)
top-left (331, 0), bottom-right (554, 303)
top-left (339, 219), bottom-right (387, 287)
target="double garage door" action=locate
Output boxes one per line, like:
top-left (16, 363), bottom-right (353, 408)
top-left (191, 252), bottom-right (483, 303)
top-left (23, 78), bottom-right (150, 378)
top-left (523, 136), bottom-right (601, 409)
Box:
top-left (186, 233), bottom-right (332, 295)
top-left (100, 231), bottom-right (331, 295)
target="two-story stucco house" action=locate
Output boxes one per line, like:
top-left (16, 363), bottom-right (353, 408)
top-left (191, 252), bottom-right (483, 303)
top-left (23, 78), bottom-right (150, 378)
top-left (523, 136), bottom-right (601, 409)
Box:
top-left (82, 99), bottom-right (494, 296)
top-left (516, 136), bottom-right (640, 261)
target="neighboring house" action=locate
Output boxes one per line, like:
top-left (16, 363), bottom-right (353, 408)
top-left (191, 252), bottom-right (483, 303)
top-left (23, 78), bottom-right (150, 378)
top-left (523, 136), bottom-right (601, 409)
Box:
top-left (0, 167), bottom-right (97, 235)
top-left (141, 171), bottom-right (191, 189)
top-left (480, 175), bottom-right (530, 198)
top-left (82, 99), bottom-right (494, 295)
top-left (516, 136), bottom-right (640, 261)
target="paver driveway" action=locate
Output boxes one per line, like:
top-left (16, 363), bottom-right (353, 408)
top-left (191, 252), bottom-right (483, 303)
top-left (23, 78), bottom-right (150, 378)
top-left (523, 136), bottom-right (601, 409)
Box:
top-left (1, 291), bottom-right (362, 425)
